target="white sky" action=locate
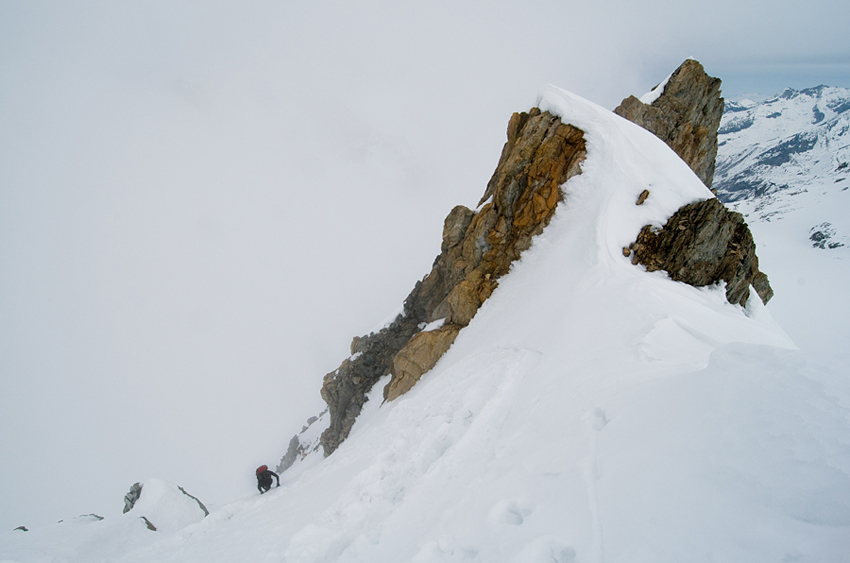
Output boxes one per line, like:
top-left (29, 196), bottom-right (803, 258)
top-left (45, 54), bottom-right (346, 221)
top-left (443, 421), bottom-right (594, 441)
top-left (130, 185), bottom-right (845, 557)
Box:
top-left (1, 0), bottom-right (848, 531)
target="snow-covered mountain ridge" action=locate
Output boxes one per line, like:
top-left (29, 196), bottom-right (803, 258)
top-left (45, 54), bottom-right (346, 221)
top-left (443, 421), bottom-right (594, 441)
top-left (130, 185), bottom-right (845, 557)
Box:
top-left (3, 73), bottom-right (849, 562)
top-left (317, 59), bottom-right (770, 463)
top-left (714, 85), bottom-right (850, 248)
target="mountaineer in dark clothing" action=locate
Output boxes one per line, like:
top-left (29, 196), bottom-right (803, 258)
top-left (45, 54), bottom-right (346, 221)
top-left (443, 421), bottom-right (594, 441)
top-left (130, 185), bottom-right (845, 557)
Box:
top-left (255, 465), bottom-right (280, 494)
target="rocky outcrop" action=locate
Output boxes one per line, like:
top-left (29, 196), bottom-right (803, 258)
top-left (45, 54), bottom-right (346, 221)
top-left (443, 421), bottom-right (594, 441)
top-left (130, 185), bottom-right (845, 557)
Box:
top-left (615, 59), bottom-right (724, 188)
top-left (319, 315), bottom-right (422, 455)
top-left (140, 516), bottom-right (157, 531)
top-left (123, 482), bottom-right (143, 514)
top-left (278, 435), bottom-right (302, 473)
top-left (320, 109), bottom-right (586, 455)
top-left (276, 408), bottom-right (328, 473)
top-left (628, 198), bottom-right (773, 306)
top-left (177, 486), bottom-right (209, 517)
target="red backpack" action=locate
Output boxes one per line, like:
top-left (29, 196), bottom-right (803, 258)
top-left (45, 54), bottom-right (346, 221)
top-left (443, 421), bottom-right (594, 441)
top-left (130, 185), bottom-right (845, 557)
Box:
top-left (256, 465), bottom-right (268, 475)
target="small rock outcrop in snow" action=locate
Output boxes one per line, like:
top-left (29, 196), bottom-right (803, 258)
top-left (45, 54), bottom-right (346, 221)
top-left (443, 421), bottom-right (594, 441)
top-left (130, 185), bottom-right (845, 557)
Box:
top-left (123, 482), bottom-right (143, 514)
top-left (276, 408), bottom-right (329, 473)
top-left (629, 198), bottom-right (773, 305)
top-left (615, 59), bottom-right (724, 188)
top-left (320, 109), bottom-right (586, 454)
top-left (809, 222), bottom-right (846, 249)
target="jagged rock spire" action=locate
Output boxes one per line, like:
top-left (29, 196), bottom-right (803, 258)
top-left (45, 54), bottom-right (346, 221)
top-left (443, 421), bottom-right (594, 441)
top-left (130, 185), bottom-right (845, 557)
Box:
top-left (615, 59), bottom-right (724, 188)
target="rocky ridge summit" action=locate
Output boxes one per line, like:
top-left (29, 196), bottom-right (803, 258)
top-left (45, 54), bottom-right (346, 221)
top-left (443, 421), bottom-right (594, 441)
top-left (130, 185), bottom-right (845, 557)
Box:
top-left (10, 68), bottom-right (846, 563)
top-left (311, 59), bottom-right (772, 457)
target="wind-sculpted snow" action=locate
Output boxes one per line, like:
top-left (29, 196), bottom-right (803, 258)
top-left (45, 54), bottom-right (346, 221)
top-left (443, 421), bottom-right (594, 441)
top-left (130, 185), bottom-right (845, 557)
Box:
top-left (4, 86), bottom-right (849, 563)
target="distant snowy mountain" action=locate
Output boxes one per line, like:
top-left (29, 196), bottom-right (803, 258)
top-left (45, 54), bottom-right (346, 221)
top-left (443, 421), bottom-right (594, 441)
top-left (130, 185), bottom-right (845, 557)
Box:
top-left (715, 85), bottom-right (850, 249)
top-left (712, 86), bottom-right (850, 359)
top-left (4, 81), bottom-right (849, 563)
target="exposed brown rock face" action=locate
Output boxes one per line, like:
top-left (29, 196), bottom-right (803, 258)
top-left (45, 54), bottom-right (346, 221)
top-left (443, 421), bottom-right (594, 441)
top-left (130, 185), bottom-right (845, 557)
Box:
top-left (385, 324), bottom-right (462, 401)
top-left (319, 109), bottom-right (586, 455)
top-left (614, 59), bottom-right (724, 188)
top-left (629, 198), bottom-right (773, 306)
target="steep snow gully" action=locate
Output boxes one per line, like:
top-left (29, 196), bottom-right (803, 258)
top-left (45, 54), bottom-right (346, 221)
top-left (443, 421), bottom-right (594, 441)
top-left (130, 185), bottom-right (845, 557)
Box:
top-left (3, 83), bottom-right (850, 563)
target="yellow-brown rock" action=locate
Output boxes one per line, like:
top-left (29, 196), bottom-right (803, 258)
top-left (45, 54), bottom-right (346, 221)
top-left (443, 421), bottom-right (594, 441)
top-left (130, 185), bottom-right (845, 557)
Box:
top-left (384, 324), bottom-right (462, 402)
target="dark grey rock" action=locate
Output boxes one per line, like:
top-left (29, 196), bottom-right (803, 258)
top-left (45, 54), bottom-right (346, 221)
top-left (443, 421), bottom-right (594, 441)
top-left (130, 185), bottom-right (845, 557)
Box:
top-left (757, 132), bottom-right (817, 167)
top-left (123, 482), bottom-right (142, 514)
top-left (629, 198), bottom-right (773, 306)
top-left (719, 115), bottom-right (754, 134)
top-left (809, 223), bottom-right (845, 249)
top-left (140, 516), bottom-right (157, 531)
top-left (827, 98), bottom-right (850, 114)
top-left (177, 486), bottom-right (209, 517)
top-left (277, 435), bottom-right (301, 473)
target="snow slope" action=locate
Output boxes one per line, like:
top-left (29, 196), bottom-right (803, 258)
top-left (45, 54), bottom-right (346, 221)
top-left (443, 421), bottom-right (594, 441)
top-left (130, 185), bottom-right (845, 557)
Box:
top-left (3, 87), bottom-right (849, 563)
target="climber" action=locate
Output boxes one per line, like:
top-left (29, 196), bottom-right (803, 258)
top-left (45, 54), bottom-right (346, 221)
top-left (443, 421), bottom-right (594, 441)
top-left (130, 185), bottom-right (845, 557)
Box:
top-left (255, 465), bottom-right (279, 494)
